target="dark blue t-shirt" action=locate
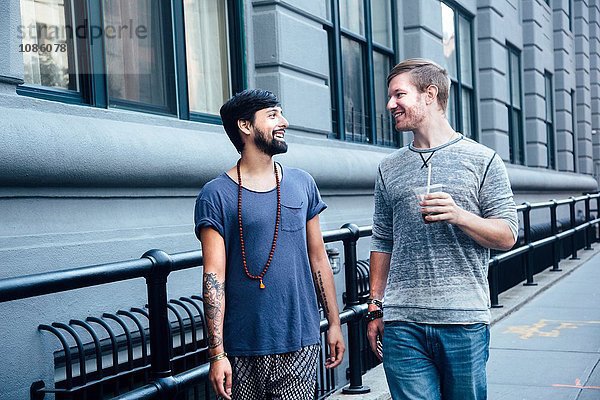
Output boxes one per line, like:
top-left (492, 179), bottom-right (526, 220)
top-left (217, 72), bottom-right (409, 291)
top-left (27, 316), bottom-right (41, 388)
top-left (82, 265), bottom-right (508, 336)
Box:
top-left (194, 166), bottom-right (327, 356)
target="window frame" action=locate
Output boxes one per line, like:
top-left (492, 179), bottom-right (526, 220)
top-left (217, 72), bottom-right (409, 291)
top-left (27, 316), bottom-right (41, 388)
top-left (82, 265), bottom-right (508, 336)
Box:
top-left (328, 0), bottom-right (399, 148)
top-left (16, 0), bottom-right (245, 123)
top-left (506, 43), bottom-right (525, 165)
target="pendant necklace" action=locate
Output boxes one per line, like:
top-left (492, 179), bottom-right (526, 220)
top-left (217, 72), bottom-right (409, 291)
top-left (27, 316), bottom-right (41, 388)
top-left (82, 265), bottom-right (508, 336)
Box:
top-left (237, 159), bottom-right (281, 289)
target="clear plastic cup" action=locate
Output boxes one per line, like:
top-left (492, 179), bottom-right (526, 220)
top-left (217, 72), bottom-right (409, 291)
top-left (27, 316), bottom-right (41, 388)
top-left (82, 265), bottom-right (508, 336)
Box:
top-left (412, 183), bottom-right (445, 224)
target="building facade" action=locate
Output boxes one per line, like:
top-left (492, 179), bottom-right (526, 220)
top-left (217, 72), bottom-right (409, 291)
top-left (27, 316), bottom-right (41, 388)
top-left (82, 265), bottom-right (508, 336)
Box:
top-left (0, 0), bottom-right (598, 397)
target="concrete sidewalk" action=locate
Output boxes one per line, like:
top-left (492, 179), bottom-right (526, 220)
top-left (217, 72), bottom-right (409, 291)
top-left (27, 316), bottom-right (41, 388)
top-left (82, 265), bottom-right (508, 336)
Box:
top-left (328, 246), bottom-right (600, 400)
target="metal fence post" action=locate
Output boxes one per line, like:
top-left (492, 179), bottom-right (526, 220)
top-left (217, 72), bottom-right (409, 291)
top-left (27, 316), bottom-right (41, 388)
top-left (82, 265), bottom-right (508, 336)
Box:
top-left (142, 249), bottom-right (177, 398)
top-left (550, 200), bottom-right (561, 272)
top-left (341, 223), bottom-right (370, 395)
top-left (569, 197), bottom-right (580, 260)
top-left (585, 194), bottom-right (593, 250)
top-left (522, 203), bottom-right (537, 286)
top-left (489, 258), bottom-right (502, 308)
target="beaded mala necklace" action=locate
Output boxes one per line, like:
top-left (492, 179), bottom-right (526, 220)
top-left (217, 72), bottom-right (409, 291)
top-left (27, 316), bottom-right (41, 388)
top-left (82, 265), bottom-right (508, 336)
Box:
top-left (236, 159), bottom-right (281, 289)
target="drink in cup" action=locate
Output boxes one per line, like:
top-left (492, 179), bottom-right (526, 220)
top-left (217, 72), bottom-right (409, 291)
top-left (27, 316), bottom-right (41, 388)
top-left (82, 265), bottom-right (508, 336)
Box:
top-left (413, 183), bottom-right (445, 224)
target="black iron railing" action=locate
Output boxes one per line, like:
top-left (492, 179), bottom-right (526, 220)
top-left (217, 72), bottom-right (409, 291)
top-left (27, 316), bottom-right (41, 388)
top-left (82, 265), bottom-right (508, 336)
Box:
top-left (0, 193), bottom-right (599, 399)
top-left (0, 230), bottom-right (374, 399)
top-left (488, 193), bottom-right (600, 307)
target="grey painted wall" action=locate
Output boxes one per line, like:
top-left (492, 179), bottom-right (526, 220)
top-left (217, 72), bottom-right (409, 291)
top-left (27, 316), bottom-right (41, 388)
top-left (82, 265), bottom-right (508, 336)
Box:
top-left (575, 0), bottom-right (594, 173)
top-left (523, 0), bottom-right (555, 168)
top-left (552, 0), bottom-right (578, 172)
top-left (252, 0), bottom-right (332, 136)
top-left (477, 0), bottom-right (523, 160)
top-left (0, 0), bottom-right (24, 84)
top-left (590, 0), bottom-right (600, 176)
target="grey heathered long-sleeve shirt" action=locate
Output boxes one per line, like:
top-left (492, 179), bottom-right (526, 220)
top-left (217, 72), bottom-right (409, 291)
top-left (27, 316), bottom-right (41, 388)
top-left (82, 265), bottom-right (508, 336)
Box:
top-left (371, 135), bottom-right (518, 324)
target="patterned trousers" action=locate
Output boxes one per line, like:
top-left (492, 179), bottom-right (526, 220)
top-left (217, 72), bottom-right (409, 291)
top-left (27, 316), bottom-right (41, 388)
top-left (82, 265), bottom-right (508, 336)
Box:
top-left (228, 344), bottom-right (320, 400)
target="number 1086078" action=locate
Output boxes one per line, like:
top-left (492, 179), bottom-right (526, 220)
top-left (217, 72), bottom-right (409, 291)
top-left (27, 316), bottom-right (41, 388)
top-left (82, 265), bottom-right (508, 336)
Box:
top-left (19, 43), bottom-right (67, 53)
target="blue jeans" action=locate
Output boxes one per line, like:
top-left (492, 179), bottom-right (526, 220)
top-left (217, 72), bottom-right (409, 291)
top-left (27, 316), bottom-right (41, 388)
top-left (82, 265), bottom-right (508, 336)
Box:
top-left (382, 321), bottom-right (490, 400)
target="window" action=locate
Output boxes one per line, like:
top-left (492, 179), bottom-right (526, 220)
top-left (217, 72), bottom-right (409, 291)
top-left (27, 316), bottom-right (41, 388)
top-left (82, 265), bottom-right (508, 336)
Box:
top-left (441, 2), bottom-right (476, 139)
top-left (507, 44), bottom-right (524, 165)
top-left (17, 0), bottom-right (243, 122)
top-left (19, 0), bottom-right (83, 97)
top-left (329, 0), bottom-right (398, 147)
top-left (103, 0), bottom-right (175, 113)
top-left (545, 72), bottom-right (556, 169)
top-left (184, 0), bottom-right (232, 116)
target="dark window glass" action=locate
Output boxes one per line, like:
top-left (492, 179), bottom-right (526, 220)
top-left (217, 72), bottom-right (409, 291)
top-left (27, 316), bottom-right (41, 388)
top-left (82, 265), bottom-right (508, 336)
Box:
top-left (373, 51), bottom-right (394, 146)
top-left (103, 0), bottom-right (172, 110)
top-left (339, 0), bottom-right (364, 35)
top-left (459, 15), bottom-right (472, 87)
top-left (370, 0), bottom-right (392, 48)
top-left (448, 82), bottom-right (457, 130)
top-left (508, 107), bottom-right (522, 164)
top-left (342, 37), bottom-right (366, 142)
top-left (461, 88), bottom-right (473, 138)
top-left (510, 51), bottom-right (521, 107)
top-left (507, 44), bottom-right (524, 164)
top-left (545, 72), bottom-right (555, 169)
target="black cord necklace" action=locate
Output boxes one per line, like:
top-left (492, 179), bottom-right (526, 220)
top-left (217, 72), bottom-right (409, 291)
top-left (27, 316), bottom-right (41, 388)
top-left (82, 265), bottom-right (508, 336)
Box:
top-left (415, 131), bottom-right (458, 168)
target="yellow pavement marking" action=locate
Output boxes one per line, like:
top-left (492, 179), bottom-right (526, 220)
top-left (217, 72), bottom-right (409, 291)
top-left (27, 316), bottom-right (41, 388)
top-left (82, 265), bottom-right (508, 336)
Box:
top-left (503, 319), bottom-right (600, 339)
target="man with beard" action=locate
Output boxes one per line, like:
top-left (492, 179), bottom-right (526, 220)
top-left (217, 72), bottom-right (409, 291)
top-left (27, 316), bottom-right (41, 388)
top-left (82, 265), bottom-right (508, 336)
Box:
top-left (194, 89), bottom-right (345, 400)
top-left (366, 59), bottom-right (518, 400)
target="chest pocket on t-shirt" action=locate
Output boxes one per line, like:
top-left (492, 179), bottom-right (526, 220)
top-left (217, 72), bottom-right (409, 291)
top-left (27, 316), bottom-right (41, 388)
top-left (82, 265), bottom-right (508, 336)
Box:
top-left (282, 202), bottom-right (304, 232)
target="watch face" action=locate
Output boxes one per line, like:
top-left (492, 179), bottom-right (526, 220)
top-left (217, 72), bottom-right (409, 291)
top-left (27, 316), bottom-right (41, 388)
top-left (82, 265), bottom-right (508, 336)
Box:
top-left (367, 299), bottom-right (383, 307)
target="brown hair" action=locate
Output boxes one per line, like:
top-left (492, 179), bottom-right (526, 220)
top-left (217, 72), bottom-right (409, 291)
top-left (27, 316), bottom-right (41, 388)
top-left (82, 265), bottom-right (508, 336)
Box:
top-left (387, 58), bottom-right (450, 112)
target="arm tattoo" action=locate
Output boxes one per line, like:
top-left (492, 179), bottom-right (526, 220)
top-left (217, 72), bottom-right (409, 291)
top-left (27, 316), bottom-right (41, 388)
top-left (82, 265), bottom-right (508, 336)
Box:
top-left (203, 272), bottom-right (225, 349)
top-left (313, 271), bottom-right (331, 318)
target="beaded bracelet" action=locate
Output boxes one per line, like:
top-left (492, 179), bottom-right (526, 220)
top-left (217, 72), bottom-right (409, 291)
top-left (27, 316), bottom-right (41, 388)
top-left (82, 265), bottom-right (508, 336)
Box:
top-left (208, 352), bottom-right (228, 363)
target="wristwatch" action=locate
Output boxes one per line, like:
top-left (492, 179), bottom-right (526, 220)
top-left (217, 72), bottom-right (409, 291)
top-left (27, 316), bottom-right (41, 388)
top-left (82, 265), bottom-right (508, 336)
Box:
top-left (366, 298), bottom-right (383, 309)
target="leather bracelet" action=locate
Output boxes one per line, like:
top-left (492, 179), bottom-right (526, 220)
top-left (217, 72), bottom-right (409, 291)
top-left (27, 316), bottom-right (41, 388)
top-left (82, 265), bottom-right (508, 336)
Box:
top-left (366, 298), bottom-right (383, 309)
top-left (364, 309), bottom-right (383, 322)
top-left (208, 352), bottom-right (228, 363)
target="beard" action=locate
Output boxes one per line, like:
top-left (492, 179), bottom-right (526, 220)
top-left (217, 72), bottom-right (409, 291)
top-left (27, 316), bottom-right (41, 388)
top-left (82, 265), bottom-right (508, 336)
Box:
top-left (254, 127), bottom-right (288, 156)
top-left (393, 100), bottom-right (427, 132)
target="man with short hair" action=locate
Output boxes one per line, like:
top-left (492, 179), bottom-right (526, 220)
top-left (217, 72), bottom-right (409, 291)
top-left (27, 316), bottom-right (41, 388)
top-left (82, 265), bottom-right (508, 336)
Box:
top-left (195, 89), bottom-right (344, 400)
top-left (366, 58), bottom-right (518, 400)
